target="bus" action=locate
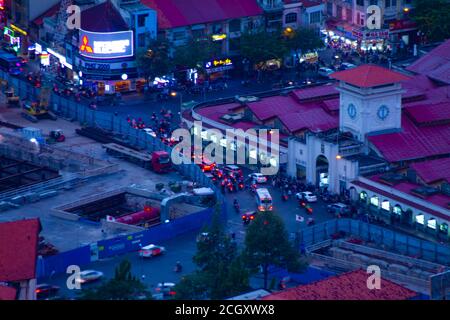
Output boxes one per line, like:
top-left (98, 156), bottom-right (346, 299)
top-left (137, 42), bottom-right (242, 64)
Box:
top-left (255, 188), bottom-right (273, 212)
top-left (0, 51), bottom-right (22, 76)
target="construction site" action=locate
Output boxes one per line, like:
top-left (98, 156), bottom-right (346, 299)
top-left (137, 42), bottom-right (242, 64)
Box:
top-left (0, 89), bottom-right (214, 252)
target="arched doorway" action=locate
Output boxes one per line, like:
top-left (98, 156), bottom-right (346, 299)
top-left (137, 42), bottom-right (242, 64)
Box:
top-left (392, 204), bottom-right (403, 224)
top-left (348, 187), bottom-right (358, 202)
top-left (316, 155), bottom-right (329, 190)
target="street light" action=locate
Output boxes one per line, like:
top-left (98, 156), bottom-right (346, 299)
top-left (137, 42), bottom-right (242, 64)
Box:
top-left (171, 91), bottom-right (183, 126)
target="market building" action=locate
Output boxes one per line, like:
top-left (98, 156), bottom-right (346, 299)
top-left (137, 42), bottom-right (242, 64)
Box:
top-left (185, 40), bottom-right (450, 240)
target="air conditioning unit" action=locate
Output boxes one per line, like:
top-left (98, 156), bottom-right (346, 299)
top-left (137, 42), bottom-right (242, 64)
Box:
top-left (221, 113), bottom-right (244, 123)
top-left (235, 96), bottom-right (260, 103)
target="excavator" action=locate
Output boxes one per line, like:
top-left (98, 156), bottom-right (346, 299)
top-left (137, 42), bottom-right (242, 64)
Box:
top-left (21, 83), bottom-right (57, 123)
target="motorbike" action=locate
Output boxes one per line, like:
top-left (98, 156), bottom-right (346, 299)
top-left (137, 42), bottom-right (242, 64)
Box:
top-left (174, 262), bottom-right (183, 273)
top-left (282, 193), bottom-right (289, 201)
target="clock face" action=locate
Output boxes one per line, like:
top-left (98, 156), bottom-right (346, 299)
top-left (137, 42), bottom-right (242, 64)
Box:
top-left (347, 103), bottom-right (357, 119)
top-left (377, 105), bottom-right (390, 120)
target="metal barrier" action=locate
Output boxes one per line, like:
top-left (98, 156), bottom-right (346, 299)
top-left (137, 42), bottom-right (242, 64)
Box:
top-left (298, 219), bottom-right (450, 266)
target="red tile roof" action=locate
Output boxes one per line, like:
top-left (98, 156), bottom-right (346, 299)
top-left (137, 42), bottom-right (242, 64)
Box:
top-left (278, 108), bottom-right (338, 133)
top-left (142, 0), bottom-right (263, 29)
top-left (369, 114), bottom-right (450, 162)
top-left (263, 270), bottom-right (418, 300)
top-left (0, 286), bottom-right (16, 300)
top-left (404, 101), bottom-right (450, 125)
top-left (247, 96), bottom-right (300, 121)
top-left (331, 64), bottom-right (410, 88)
top-left (410, 158), bottom-right (450, 184)
top-left (291, 84), bottom-right (339, 102)
top-left (407, 40), bottom-right (450, 84)
top-left (81, 0), bottom-right (128, 32)
top-left (0, 219), bottom-right (41, 282)
top-left (322, 98), bottom-right (340, 113)
top-left (352, 179), bottom-right (450, 221)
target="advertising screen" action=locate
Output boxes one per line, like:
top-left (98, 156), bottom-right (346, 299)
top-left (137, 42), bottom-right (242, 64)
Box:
top-left (79, 29), bottom-right (134, 59)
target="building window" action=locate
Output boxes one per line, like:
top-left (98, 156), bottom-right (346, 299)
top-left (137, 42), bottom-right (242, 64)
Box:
top-left (356, 0), bottom-right (364, 6)
top-left (440, 223), bottom-right (448, 234)
top-left (360, 192), bottom-right (368, 201)
top-left (386, 0), bottom-right (391, 7)
top-left (138, 14), bottom-right (147, 28)
top-left (393, 205), bottom-right (402, 215)
top-left (191, 29), bottom-right (205, 39)
top-left (381, 200), bottom-right (390, 211)
top-left (212, 23), bottom-right (223, 34)
top-left (229, 19), bottom-right (241, 33)
top-left (370, 196), bottom-right (379, 207)
top-left (415, 214), bottom-right (424, 225)
top-left (369, 0), bottom-right (378, 5)
top-left (229, 37), bottom-right (240, 51)
top-left (310, 11), bottom-right (321, 24)
top-left (427, 219), bottom-right (436, 230)
top-left (285, 13), bottom-right (297, 24)
top-left (327, 2), bottom-right (333, 15)
top-left (173, 31), bottom-right (186, 41)
top-left (138, 33), bottom-right (146, 47)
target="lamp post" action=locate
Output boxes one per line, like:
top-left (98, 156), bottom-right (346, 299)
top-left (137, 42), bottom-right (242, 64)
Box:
top-left (171, 91), bottom-right (183, 127)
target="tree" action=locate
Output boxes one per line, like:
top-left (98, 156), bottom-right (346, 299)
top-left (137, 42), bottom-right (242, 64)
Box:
top-left (78, 260), bottom-right (149, 300)
top-left (173, 38), bottom-right (221, 71)
top-left (411, 0), bottom-right (450, 43)
top-left (285, 27), bottom-right (324, 54)
top-left (174, 210), bottom-right (250, 299)
top-left (239, 29), bottom-right (289, 65)
top-left (243, 212), bottom-right (308, 290)
top-left (136, 38), bottom-right (172, 80)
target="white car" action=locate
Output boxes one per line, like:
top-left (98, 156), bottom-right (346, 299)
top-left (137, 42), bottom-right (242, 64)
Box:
top-left (340, 62), bottom-right (357, 70)
top-left (318, 67), bottom-right (334, 78)
top-left (143, 128), bottom-right (157, 138)
top-left (248, 173), bottom-right (267, 184)
top-left (139, 244), bottom-right (166, 258)
top-left (76, 270), bottom-right (104, 284)
top-left (296, 191), bottom-right (318, 203)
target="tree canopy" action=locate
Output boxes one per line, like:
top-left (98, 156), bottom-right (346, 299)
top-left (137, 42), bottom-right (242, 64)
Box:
top-left (174, 211), bottom-right (250, 299)
top-left (136, 38), bottom-right (172, 79)
top-left (239, 29), bottom-right (289, 64)
top-left (77, 260), bottom-right (149, 300)
top-left (173, 38), bottom-right (221, 70)
top-left (411, 0), bottom-right (450, 43)
top-left (243, 211), bottom-right (308, 289)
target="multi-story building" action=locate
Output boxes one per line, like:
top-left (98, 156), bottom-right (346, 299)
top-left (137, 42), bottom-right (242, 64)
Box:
top-left (283, 0), bottom-right (325, 31)
top-left (324, 0), bottom-right (417, 52)
top-left (257, 0), bottom-right (285, 31)
top-left (141, 0), bottom-right (264, 57)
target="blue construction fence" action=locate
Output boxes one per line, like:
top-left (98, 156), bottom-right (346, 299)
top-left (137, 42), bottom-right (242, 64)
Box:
top-left (37, 204), bottom-right (223, 279)
top-left (298, 218), bottom-right (450, 266)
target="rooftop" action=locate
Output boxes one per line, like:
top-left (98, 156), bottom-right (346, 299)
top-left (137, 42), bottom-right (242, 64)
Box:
top-left (81, 0), bottom-right (129, 32)
top-left (0, 218), bottom-right (41, 282)
top-left (410, 158), bottom-right (450, 184)
top-left (0, 286), bottom-right (16, 300)
top-left (142, 0), bottom-right (263, 29)
top-left (262, 269), bottom-right (418, 300)
top-left (407, 39), bottom-right (450, 84)
top-left (330, 64), bottom-right (410, 88)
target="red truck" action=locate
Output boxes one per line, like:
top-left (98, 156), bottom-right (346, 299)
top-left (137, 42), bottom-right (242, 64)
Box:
top-left (103, 143), bottom-right (171, 173)
top-left (152, 151), bottom-right (171, 173)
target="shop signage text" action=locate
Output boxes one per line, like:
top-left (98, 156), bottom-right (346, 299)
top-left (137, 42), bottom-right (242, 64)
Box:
top-left (205, 58), bottom-right (233, 74)
top-left (79, 30), bottom-right (134, 59)
top-left (84, 62), bottom-right (111, 71)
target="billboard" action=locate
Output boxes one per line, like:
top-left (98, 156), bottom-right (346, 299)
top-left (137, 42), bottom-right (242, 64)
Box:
top-left (79, 29), bottom-right (134, 59)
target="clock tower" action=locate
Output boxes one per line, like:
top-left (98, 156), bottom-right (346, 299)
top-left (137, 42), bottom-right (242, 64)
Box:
top-left (331, 65), bottom-right (409, 142)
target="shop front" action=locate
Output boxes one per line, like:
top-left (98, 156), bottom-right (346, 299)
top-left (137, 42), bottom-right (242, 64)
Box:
top-left (352, 28), bottom-right (390, 52)
top-left (75, 29), bottom-right (142, 94)
top-left (204, 57), bottom-right (234, 82)
top-left (3, 24), bottom-right (27, 55)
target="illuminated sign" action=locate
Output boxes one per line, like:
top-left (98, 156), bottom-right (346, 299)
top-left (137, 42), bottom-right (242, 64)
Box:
top-left (212, 34), bottom-right (227, 41)
top-left (79, 29), bottom-right (134, 59)
top-left (205, 58), bottom-right (233, 73)
top-left (47, 48), bottom-right (73, 69)
top-left (10, 24), bottom-right (27, 36)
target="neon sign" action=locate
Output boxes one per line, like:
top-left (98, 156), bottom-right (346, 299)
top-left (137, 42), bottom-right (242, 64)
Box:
top-left (79, 29), bottom-right (134, 59)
